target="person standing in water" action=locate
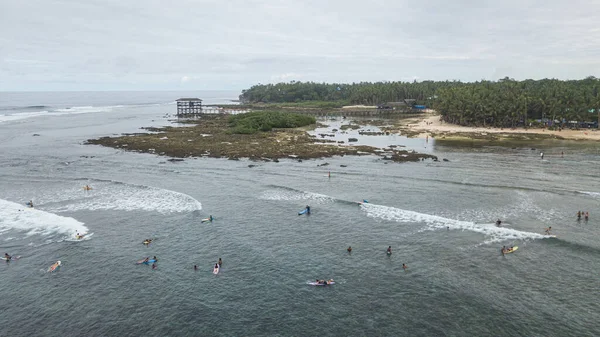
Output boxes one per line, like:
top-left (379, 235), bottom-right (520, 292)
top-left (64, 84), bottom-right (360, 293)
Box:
top-left (387, 246), bottom-right (392, 254)
top-left (585, 212), bottom-right (589, 221)
top-left (402, 263), bottom-right (408, 270)
top-left (577, 211), bottom-right (581, 221)
top-left (347, 246), bottom-right (352, 253)
top-left (540, 152), bottom-right (544, 159)
top-left (218, 258), bottom-right (222, 267)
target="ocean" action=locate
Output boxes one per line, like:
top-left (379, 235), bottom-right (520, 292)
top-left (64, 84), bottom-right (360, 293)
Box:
top-left (1, 91), bottom-right (599, 337)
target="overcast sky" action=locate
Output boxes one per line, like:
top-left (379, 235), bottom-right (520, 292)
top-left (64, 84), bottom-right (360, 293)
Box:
top-left (1, 0), bottom-right (600, 91)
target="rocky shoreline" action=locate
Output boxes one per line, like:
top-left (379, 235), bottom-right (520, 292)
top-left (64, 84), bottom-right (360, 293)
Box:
top-left (86, 114), bottom-right (437, 163)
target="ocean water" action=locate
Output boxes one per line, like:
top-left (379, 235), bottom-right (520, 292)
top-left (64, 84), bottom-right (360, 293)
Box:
top-left (1, 91), bottom-right (599, 337)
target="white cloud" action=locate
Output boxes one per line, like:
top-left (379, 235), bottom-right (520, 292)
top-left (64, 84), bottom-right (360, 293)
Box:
top-left (1, 0), bottom-right (600, 91)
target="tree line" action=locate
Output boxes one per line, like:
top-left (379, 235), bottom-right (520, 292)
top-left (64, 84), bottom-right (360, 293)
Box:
top-left (240, 78), bottom-right (600, 127)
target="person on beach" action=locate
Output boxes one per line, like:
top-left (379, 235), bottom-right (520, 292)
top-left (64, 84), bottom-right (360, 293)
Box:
top-left (347, 246), bottom-right (352, 253)
top-left (218, 258), bottom-right (222, 267)
top-left (545, 227), bottom-right (552, 235)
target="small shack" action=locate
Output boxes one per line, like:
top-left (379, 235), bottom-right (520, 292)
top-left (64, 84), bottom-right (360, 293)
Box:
top-left (176, 98), bottom-right (203, 116)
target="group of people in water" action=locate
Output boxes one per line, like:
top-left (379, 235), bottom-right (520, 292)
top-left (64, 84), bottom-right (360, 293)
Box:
top-left (577, 211), bottom-right (590, 221)
top-left (315, 279), bottom-right (334, 285)
top-left (194, 258), bottom-right (222, 271)
top-left (346, 245), bottom-right (408, 270)
top-left (141, 256), bottom-right (159, 269)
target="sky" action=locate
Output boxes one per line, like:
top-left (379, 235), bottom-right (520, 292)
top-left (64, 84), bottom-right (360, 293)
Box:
top-left (1, 0), bottom-right (600, 91)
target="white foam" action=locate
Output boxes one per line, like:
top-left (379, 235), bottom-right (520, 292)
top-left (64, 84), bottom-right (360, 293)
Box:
top-left (580, 191), bottom-right (600, 198)
top-left (361, 203), bottom-right (547, 244)
top-left (259, 189), bottom-right (334, 203)
top-left (42, 182), bottom-right (202, 214)
top-left (0, 199), bottom-right (88, 237)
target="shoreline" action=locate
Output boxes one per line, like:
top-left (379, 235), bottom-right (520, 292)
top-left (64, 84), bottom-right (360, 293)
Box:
top-left (401, 113), bottom-right (600, 141)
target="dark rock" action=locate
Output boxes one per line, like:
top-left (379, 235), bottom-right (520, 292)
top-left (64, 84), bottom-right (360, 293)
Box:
top-left (389, 145), bottom-right (397, 148)
top-left (167, 158), bottom-right (184, 162)
top-left (340, 165), bottom-right (347, 167)
top-left (297, 159), bottom-right (302, 163)
top-left (443, 158), bottom-right (449, 162)
top-left (318, 162), bottom-right (330, 167)
top-left (273, 158), bottom-right (279, 163)
top-left (348, 138), bottom-right (358, 142)
top-left (32, 134), bottom-right (40, 136)
top-left (228, 157), bottom-right (239, 161)
top-left (332, 129), bottom-right (338, 132)
top-left (248, 164), bottom-right (256, 168)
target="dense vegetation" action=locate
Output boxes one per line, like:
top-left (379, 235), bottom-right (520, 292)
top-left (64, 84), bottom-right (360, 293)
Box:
top-left (228, 111), bottom-right (316, 134)
top-left (240, 78), bottom-right (600, 128)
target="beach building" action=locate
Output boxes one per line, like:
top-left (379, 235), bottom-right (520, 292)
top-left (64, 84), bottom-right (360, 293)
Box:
top-left (176, 98), bottom-right (203, 116)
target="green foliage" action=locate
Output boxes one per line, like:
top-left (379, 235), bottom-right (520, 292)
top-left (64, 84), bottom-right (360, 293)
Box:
top-left (228, 111), bottom-right (316, 134)
top-left (240, 77), bottom-right (600, 127)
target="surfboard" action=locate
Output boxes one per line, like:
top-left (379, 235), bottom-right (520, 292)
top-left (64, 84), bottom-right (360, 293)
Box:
top-left (309, 281), bottom-right (335, 286)
top-left (504, 246), bottom-right (519, 254)
top-left (386, 251), bottom-right (392, 255)
top-left (136, 259), bottom-right (156, 265)
top-left (201, 218), bottom-right (211, 223)
top-left (48, 261), bottom-right (61, 272)
top-left (1, 256), bottom-right (20, 261)
top-left (298, 208), bottom-right (308, 215)
top-left (213, 265), bottom-right (219, 274)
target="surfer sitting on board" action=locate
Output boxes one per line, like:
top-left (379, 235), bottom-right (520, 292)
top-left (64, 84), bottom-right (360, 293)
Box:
top-left (153, 256), bottom-right (158, 262)
top-left (306, 205), bottom-right (311, 214)
top-left (544, 227), bottom-right (552, 235)
top-left (495, 219), bottom-right (502, 227)
top-left (4, 253), bottom-right (11, 261)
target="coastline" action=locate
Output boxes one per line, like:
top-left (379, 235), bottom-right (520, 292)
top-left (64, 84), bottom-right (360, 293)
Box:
top-left (401, 113), bottom-right (600, 141)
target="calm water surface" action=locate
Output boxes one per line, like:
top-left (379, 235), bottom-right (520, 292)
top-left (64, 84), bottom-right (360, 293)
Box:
top-left (1, 92), bottom-right (599, 336)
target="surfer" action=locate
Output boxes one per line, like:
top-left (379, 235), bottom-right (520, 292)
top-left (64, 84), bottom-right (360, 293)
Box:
top-left (84, 185), bottom-right (91, 191)
top-left (4, 253), bottom-right (11, 261)
top-left (306, 205), bottom-right (311, 214)
top-left (540, 152), bottom-right (544, 159)
top-left (577, 211), bottom-right (581, 221)
top-left (153, 256), bottom-right (158, 262)
top-left (143, 257), bottom-right (149, 263)
top-left (402, 263), bottom-right (407, 270)
top-left (347, 246), bottom-right (352, 253)
top-left (585, 212), bottom-right (589, 221)
top-left (495, 219), bottom-right (502, 227)
top-left (545, 227), bottom-right (552, 235)
top-left (152, 263), bottom-right (157, 270)
top-left (27, 200), bottom-right (33, 208)
top-left (209, 215), bottom-right (213, 222)
top-left (218, 258), bottom-right (222, 267)
top-left (194, 265), bottom-right (198, 271)
top-left (387, 246), bottom-right (392, 254)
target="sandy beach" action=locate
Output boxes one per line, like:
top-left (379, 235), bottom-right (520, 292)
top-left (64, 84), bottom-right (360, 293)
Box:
top-left (404, 113), bottom-right (600, 141)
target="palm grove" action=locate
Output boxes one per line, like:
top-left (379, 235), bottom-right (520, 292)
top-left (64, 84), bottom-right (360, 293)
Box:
top-left (240, 77), bottom-right (600, 129)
